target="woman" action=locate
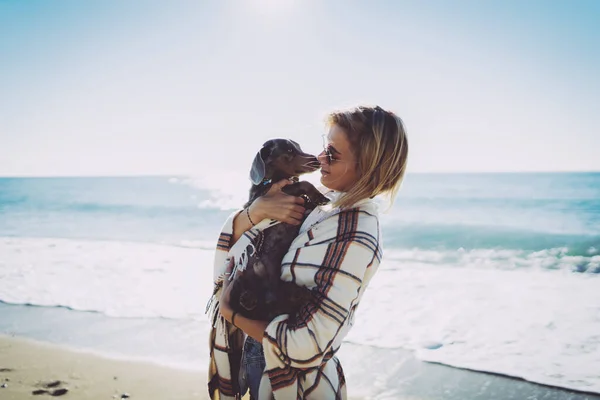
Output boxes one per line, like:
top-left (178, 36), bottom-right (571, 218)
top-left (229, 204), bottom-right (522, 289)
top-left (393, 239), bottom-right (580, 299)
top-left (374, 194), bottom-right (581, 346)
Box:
top-left (208, 105), bottom-right (409, 399)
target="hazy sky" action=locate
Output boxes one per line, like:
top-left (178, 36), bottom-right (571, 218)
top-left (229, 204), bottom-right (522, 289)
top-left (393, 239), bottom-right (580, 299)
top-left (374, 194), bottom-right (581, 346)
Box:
top-left (1, 0), bottom-right (599, 176)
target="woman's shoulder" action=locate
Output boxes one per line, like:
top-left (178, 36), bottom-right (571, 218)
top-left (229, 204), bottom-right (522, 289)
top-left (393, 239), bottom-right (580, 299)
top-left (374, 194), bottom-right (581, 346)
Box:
top-left (337, 194), bottom-right (380, 220)
top-left (310, 199), bottom-right (380, 245)
top-left (336, 201), bottom-right (380, 243)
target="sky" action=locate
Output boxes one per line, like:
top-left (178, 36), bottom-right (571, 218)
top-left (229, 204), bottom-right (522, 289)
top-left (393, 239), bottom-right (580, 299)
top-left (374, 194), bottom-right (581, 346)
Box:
top-left (1, 0), bottom-right (599, 176)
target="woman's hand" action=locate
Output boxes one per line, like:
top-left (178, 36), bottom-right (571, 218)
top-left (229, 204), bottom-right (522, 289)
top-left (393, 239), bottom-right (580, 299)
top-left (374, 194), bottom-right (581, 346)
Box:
top-left (219, 258), bottom-right (270, 341)
top-left (219, 258), bottom-right (235, 322)
top-left (249, 179), bottom-right (306, 226)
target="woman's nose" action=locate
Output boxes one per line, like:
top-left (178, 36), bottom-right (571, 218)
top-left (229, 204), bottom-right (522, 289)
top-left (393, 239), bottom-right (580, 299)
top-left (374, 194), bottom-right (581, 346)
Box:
top-left (317, 150), bottom-right (327, 164)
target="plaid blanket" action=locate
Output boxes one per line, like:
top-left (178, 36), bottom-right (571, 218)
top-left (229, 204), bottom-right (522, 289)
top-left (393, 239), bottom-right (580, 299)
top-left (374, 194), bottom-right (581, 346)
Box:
top-left (207, 197), bottom-right (382, 399)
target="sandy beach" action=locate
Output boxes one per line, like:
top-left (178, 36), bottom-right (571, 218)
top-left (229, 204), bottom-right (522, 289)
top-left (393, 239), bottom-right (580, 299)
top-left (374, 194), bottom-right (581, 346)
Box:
top-left (2, 332), bottom-right (599, 400)
top-left (0, 334), bottom-right (209, 400)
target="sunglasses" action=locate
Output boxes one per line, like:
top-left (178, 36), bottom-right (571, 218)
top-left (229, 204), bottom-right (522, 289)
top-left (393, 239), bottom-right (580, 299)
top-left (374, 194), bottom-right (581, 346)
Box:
top-left (321, 135), bottom-right (361, 166)
top-left (321, 135), bottom-right (340, 165)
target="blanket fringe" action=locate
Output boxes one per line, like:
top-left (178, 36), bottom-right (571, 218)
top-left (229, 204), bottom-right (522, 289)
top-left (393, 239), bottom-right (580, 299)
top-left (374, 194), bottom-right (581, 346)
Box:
top-left (206, 238), bottom-right (258, 328)
top-left (231, 241), bottom-right (257, 277)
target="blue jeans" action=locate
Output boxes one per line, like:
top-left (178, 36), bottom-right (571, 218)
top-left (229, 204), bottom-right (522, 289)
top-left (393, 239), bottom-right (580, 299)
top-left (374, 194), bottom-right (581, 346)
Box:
top-left (239, 336), bottom-right (266, 400)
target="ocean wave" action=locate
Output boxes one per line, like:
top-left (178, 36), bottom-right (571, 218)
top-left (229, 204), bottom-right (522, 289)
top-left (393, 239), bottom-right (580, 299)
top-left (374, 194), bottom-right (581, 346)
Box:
top-left (382, 223), bottom-right (600, 253)
top-left (338, 341), bottom-right (600, 396)
top-left (0, 237), bottom-right (216, 320)
top-left (171, 174), bottom-right (249, 210)
top-left (2, 201), bottom-right (204, 215)
top-left (385, 247), bottom-right (600, 273)
top-left (164, 239), bottom-right (220, 250)
top-left (346, 262), bottom-right (600, 395)
top-left (0, 300), bottom-right (194, 321)
top-left (1, 236), bottom-right (599, 393)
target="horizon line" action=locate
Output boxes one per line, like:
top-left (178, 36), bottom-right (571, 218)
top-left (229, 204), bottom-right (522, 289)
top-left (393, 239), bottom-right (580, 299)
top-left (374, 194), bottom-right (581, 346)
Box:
top-left (1, 170), bottom-right (600, 179)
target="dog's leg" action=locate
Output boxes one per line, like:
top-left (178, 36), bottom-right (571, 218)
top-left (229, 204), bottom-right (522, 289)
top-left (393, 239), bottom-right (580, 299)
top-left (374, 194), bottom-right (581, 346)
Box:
top-left (281, 182), bottom-right (330, 207)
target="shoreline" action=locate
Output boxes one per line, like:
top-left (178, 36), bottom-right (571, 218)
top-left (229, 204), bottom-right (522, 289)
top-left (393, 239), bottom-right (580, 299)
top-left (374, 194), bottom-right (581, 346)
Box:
top-left (2, 333), bottom-right (599, 400)
top-left (338, 342), bottom-right (600, 400)
top-left (425, 360), bottom-right (600, 398)
top-left (1, 300), bottom-right (599, 399)
top-left (0, 334), bottom-right (209, 400)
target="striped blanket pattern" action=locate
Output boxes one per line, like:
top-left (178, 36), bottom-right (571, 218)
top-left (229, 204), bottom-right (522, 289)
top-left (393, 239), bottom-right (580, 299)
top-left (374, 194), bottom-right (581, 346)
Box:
top-left (208, 198), bottom-right (381, 399)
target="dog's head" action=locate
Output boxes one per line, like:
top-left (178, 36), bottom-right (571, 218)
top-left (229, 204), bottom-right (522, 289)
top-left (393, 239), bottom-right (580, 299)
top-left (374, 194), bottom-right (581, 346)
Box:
top-left (250, 139), bottom-right (320, 185)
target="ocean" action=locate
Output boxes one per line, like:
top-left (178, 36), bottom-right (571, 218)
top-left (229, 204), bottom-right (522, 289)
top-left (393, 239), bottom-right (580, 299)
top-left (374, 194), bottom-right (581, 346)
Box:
top-left (0, 173), bottom-right (599, 396)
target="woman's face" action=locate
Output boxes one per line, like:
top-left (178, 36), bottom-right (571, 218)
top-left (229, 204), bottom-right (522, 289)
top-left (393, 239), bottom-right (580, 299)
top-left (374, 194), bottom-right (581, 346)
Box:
top-left (318, 124), bottom-right (359, 192)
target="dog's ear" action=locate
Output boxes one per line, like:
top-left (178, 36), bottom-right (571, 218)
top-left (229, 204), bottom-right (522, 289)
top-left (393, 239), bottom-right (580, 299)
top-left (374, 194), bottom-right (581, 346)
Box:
top-left (250, 151), bottom-right (266, 185)
top-left (250, 142), bottom-right (274, 185)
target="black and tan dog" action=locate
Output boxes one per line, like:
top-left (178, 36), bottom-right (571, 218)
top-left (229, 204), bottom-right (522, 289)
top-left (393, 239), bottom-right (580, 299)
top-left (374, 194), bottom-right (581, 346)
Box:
top-left (229, 139), bottom-right (330, 322)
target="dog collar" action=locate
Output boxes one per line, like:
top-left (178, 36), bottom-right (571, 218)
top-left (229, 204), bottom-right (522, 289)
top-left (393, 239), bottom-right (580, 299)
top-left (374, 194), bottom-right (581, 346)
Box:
top-left (260, 177), bottom-right (297, 186)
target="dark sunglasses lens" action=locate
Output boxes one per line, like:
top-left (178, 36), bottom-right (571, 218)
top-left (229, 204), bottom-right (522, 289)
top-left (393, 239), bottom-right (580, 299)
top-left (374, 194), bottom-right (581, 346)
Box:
top-left (322, 136), bottom-right (334, 164)
top-left (325, 147), bottom-right (333, 164)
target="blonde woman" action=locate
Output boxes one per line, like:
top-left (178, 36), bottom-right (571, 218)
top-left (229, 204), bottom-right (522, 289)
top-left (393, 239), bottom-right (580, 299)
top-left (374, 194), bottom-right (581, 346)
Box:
top-left (209, 105), bottom-right (409, 399)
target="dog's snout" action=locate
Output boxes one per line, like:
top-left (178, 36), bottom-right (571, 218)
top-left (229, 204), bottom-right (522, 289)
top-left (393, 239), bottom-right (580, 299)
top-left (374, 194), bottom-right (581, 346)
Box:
top-left (307, 158), bottom-right (320, 169)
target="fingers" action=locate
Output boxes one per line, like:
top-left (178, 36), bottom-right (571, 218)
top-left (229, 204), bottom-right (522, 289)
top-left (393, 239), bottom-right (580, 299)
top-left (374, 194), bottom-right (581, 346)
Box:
top-left (257, 182), bottom-right (308, 224)
top-left (279, 206), bottom-right (306, 225)
top-left (281, 216), bottom-right (302, 226)
top-left (290, 204), bottom-right (305, 215)
top-left (273, 210), bottom-right (302, 225)
top-left (293, 196), bottom-right (305, 205)
top-left (289, 210), bottom-right (305, 222)
top-left (265, 181), bottom-right (286, 196)
top-left (225, 258), bottom-right (235, 274)
top-left (266, 181), bottom-right (305, 205)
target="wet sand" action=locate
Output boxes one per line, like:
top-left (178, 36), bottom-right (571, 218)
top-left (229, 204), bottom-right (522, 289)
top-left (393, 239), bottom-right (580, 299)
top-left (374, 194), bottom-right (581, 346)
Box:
top-left (0, 334), bottom-right (208, 400)
top-left (2, 333), bottom-right (598, 400)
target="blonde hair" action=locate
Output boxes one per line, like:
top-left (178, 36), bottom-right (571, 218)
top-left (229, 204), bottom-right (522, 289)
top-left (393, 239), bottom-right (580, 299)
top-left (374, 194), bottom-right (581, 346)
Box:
top-left (327, 105), bottom-right (409, 209)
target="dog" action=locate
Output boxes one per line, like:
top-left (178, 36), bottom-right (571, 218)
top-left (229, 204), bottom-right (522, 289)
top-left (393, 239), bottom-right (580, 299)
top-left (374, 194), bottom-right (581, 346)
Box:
top-left (228, 138), bottom-right (330, 322)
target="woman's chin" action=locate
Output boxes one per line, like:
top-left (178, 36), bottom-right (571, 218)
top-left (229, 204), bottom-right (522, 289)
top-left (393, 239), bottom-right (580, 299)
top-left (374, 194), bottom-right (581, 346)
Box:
top-left (320, 175), bottom-right (339, 191)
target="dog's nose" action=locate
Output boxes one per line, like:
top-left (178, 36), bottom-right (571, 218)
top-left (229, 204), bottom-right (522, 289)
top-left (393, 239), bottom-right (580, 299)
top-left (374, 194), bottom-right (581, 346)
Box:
top-left (307, 157), bottom-right (320, 169)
